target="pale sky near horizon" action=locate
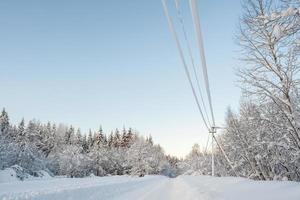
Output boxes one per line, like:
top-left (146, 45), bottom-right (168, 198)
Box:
top-left (0, 0), bottom-right (242, 157)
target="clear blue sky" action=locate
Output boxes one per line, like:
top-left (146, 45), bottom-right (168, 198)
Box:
top-left (0, 0), bottom-right (242, 157)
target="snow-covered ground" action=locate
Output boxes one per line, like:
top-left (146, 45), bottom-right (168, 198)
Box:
top-left (1, 175), bottom-right (300, 200)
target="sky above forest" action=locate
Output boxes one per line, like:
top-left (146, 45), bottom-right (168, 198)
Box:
top-left (0, 0), bottom-right (242, 157)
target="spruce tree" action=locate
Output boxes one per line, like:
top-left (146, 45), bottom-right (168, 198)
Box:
top-left (87, 129), bottom-right (94, 150)
top-left (0, 108), bottom-right (9, 135)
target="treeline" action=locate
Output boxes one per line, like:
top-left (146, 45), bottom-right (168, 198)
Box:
top-left (180, 0), bottom-right (300, 181)
top-left (0, 109), bottom-right (177, 178)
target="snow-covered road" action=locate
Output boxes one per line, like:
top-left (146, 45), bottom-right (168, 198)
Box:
top-left (1, 175), bottom-right (300, 200)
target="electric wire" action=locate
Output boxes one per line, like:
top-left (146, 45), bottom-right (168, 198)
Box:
top-left (174, 0), bottom-right (212, 128)
top-left (162, 0), bottom-right (236, 175)
top-left (161, 0), bottom-right (210, 131)
top-left (189, 0), bottom-right (216, 127)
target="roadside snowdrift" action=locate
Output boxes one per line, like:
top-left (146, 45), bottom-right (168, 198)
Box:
top-left (0, 167), bottom-right (19, 183)
top-left (0, 165), bottom-right (51, 184)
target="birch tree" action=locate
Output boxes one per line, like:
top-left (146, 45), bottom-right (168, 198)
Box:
top-left (238, 0), bottom-right (300, 148)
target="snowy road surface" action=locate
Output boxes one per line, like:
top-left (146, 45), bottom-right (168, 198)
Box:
top-left (1, 175), bottom-right (300, 200)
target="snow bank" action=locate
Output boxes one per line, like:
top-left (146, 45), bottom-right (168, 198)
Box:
top-left (0, 167), bottom-right (19, 183)
top-left (28, 170), bottom-right (52, 181)
top-left (0, 165), bottom-right (52, 183)
top-left (0, 165), bottom-right (31, 183)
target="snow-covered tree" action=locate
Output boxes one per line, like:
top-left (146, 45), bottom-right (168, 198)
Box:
top-left (238, 0), bottom-right (300, 149)
top-left (0, 108), bottom-right (10, 138)
top-left (126, 137), bottom-right (168, 176)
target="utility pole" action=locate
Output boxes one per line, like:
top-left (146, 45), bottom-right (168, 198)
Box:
top-left (210, 127), bottom-right (216, 176)
top-left (209, 126), bottom-right (237, 177)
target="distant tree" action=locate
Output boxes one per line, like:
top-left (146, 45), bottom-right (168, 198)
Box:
top-left (75, 128), bottom-right (83, 146)
top-left (99, 126), bottom-right (105, 143)
top-left (87, 129), bottom-right (94, 150)
top-left (108, 132), bottom-right (114, 147)
top-left (0, 108), bottom-right (10, 137)
top-left (146, 135), bottom-right (154, 146)
top-left (64, 126), bottom-right (75, 145)
top-left (113, 128), bottom-right (121, 147)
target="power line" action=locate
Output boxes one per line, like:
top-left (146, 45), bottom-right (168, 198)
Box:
top-left (161, 0), bottom-right (210, 131)
top-left (189, 0), bottom-right (216, 127)
top-left (174, 0), bottom-right (212, 128)
top-left (162, 0), bottom-right (236, 177)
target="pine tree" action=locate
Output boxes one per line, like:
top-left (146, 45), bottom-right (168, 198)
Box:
top-left (94, 126), bottom-right (105, 146)
top-left (64, 126), bottom-right (75, 145)
top-left (75, 129), bottom-right (83, 146)
top-left (87, 129), bottom-right (94, 149)
top-left (16, 119), bottom-right (26, 148)
top-left (121, 127), bottom-right (127, 147)
top-left (147, 135), bottom-right (154, 146)
top-left (99, 126), bottom-right (105, 142)
top-left (108, 132), bottom-right (114, 147)
top-left (113, 129), bottom-right (121, 148)
top-left (126, 128), bottom-right (134, 147)
top-left (0, 108), bottom-right (10, 136)
top-left (52, 124), bottom-right (57, 137)
top-left (82, 134), bottom-right (88, 152)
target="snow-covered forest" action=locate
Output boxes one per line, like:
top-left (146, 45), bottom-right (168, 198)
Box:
top-left (0, 109), bottom-right (179, 178)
